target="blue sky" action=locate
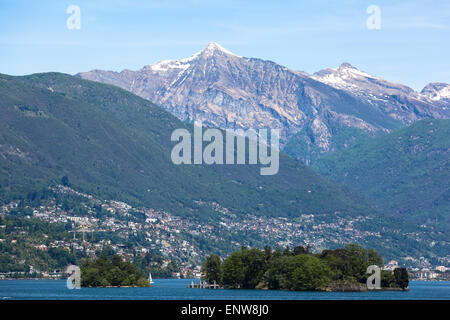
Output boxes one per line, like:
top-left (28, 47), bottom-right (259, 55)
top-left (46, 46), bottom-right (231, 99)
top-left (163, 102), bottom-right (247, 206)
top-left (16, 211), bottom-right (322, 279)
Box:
top-left (0, 0), bottom-right (449, 91)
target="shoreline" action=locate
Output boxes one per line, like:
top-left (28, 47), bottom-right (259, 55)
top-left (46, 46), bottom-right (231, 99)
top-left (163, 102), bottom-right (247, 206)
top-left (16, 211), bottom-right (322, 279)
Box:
top-left (1, 280), bottom-right (448, 300)
top-left (0, 278), bottom-right (421, 292)
top-left (0, 278), bottom-right (443, 282)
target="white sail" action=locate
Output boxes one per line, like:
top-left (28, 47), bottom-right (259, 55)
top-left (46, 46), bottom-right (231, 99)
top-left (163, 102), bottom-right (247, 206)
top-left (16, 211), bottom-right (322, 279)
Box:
top-left (148, 272), bottom-right (154, 284)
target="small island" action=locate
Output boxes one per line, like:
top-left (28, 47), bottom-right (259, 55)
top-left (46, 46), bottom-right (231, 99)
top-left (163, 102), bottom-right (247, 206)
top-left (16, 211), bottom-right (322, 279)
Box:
top-left (201, 244), bottom-right (409, 291)
top-left (80, 254), bottom-right (149, 287)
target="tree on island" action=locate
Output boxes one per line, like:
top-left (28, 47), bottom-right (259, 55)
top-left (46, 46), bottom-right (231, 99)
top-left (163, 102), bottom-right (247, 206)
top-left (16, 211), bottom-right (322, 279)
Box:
top-left (201, 254), bottom-right (222, 284)
top-left (266, 254), bottom-right (332, 291)
top-left (287, 255), bottom-right (332, 291)
top-left (394, 267), bottom-right (409, 290)
top-left (345, 244), bottom-right (383, 282)
top-left (202, 244), bottom-right (408, 291)
top-left (81, 254), bottom-right (149, 287)
top-left (221, 251), bottom-right (246, 288)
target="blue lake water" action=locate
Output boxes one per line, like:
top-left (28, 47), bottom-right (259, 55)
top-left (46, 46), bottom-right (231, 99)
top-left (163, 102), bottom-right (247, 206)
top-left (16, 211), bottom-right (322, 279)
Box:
top-left (0, 279), bottom-right (449, 300)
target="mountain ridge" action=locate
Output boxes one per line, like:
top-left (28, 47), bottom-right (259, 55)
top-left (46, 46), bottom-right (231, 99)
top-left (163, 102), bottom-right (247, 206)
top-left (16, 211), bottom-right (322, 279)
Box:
top-left (77, 43), bottom-right (449, 164)
top-left (0, 72), bottom-right (375, 219)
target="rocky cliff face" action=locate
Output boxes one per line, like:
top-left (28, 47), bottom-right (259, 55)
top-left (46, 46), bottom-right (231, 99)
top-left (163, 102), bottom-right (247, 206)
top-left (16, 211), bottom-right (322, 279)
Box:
top-left (77, 43), bottom-right (449, 163)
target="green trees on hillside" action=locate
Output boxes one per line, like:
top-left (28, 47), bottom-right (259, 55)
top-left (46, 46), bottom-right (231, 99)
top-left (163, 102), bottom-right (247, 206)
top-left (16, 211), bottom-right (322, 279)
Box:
top-left (133, 251), bottom-right (181, 278)
top-left (0, 72), bottom-right (378, 221)
top-left (313, 119), bottom-right (450, 231)
top-left (0, 214), bottom-right (78, 274)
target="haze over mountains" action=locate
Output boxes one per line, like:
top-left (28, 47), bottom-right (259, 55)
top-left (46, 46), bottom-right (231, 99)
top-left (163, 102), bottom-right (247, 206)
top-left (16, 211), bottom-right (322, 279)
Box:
top-left (77, 42), bottom-right (450, 164)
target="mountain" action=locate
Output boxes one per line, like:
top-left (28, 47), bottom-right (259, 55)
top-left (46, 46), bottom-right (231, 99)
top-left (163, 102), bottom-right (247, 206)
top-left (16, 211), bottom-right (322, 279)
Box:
top-left (313, 119), bottom-right (450, 230)
top-left (1, 72), bottom-right (448, 265)
top-left (0, 72), bottom-right (374, 219)
top-left (312, 63), bottom-right (449, 123)
top-left (77, 43), bottom-right (450, 164)
top-left (421, 82), bottom-right (450, 102)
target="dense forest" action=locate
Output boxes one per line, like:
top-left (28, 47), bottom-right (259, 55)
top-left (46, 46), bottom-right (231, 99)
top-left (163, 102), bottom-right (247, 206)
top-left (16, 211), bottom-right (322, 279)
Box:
top-left (201, 244), bottom-right (409, 291)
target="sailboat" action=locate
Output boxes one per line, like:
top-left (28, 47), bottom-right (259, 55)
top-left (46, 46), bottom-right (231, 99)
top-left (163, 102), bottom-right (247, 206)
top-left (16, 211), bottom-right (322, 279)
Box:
top-left (148, 272), bottom-right (154, 286)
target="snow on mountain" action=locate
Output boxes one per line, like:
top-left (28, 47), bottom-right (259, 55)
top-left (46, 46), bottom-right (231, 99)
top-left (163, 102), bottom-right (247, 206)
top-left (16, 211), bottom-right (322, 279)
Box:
top-left (312, 63), bottom-right (449, 124)
top-left (144, 43), bottom-right (240, 74)
top-left (421, 83), bottom-right (450, 102)
top-left (199, 42), bottom-right (242, 58)
top-left (77, 43), bottom-right (450, 163)
top-left (312, 62), bottom-right (414, 97)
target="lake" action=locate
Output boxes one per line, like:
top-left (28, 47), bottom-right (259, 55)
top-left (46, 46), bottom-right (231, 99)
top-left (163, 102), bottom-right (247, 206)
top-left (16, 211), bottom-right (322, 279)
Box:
top-left (0, 279), bottom-right (449, 300)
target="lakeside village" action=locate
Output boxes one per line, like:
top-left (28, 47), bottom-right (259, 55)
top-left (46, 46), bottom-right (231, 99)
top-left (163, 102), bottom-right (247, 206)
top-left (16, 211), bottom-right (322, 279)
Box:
top-left (0, 185), bottom-right (448, 281)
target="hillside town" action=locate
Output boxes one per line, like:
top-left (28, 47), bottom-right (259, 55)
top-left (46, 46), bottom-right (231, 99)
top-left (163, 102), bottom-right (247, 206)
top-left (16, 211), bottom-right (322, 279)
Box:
top-left (0, 185), bottom-right (448, 280)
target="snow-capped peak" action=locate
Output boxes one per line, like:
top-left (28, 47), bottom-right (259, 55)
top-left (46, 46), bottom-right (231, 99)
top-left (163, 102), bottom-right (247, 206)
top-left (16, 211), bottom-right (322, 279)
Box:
top-left (199, 42), bottom-right (241, 58)
top-left (312, 62), bottom-right (417, 99)
top-left (144, 42), bottom-right (241, 73)
top-left (421, 82), bottom-right (450, 101)
top-left (145, 59), bottom-right (191, 73)
top-left (335, 63), bottom-right (376, 79)
top-left (312, 62), bottom-right (380, 87)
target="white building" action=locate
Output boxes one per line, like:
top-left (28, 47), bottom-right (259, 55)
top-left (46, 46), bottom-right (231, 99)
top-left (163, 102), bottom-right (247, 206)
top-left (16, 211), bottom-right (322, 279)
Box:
top-left (435, 266), bottom-right (448, 272)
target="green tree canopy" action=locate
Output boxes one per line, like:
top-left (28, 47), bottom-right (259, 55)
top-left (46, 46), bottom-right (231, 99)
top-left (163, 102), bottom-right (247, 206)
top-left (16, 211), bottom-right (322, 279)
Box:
top-left (81, 254), bottom-right (148, 287)
top-left (201, 254), bottom-right (222, 284)
top-left (394, 267), bottom-right (409, 290)
top-left (203, 244), bottom-right (402, 291)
